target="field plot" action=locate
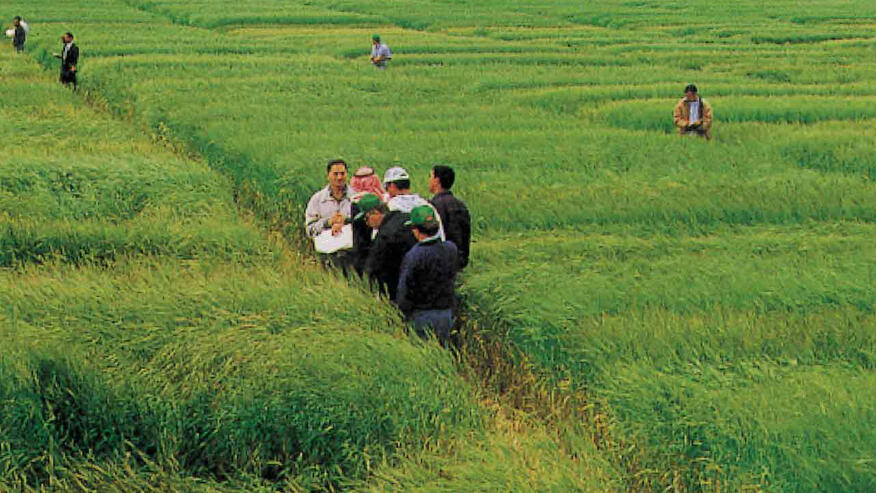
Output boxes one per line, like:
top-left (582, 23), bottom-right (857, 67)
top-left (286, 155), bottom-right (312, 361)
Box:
top-left (0, 48), bottom-right (616, 491)
top-left (6, 0), bottom-right (876, 490)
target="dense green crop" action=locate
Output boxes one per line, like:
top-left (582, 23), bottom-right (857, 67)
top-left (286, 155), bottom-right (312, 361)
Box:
top-left (0, 46), bottom-right (615, 491)
top-left (4, 0), bottom-right (874, 490)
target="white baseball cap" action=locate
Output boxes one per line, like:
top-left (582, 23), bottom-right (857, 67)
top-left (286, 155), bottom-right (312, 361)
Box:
top-left (383, 166), bottom-right (410, 184)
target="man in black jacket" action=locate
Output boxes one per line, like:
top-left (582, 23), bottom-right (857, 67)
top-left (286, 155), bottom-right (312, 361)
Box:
top-left (356, 193), bottom-right (417, 301)
top-left (397, 205), bottom-right (458, 344)
top-left (11, 17), bottom-right (26, 53)
top-left (428, 165), bottom-right (471, 269)
top-left (53, 32), bottom-right (79, 89)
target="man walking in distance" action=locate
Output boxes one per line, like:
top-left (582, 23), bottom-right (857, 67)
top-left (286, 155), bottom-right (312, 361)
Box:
top-left (673, 84), bottom-right (713, 140)
top-left (429, 165), bottom-right (471, 269)
top-left (397, 205), bottom-right (459, 344)
top-left (370, 33), bottom-right (392, 69)
top-left (356, 193), bottom-right (417, 301)
top-left (53, 32), bottom-right (79, 90)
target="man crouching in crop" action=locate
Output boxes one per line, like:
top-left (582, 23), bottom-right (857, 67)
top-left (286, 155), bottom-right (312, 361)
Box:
top-left (674, 84), bottom-right (713, 140)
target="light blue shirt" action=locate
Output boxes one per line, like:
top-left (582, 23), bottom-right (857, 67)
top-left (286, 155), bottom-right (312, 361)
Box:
top-left (371, 43), bottom-right (391, 68)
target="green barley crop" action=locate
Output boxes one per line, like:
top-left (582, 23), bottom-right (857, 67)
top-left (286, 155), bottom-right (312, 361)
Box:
top-left (3, 0), bottom-right (875, 490)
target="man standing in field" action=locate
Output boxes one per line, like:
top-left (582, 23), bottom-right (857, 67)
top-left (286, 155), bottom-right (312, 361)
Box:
top-left (305, 159), bottom-right (354, 269)
top-left (53, 32), bottom-right (79, 90)
top-left (397, 205), bottom-right (459, 344)
top-left (11, 17), bottom-right (26, 53)
top-left (370, 34), bottom-right (392, 69)
top-left (356, 193), bottom-right (417, 301)
top-left (384, 166), bottom-right (445, 240)
top-left (674, 84), bottom-right (712, 139)
top-left (429, 165), bottom-right (471, 270)
top-left (306, 159), bottom-right (353, 238)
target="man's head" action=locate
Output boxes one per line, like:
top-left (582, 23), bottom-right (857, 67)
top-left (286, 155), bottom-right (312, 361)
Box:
top-left (326, 159), bottom-right (348, 189)
top-left (354, 193), bottom-right (389, 228)
top-left (372, 34), bottom-right (381, 46)
top-left (684, 84), bottom-right (698, 101)
top-left (406, 205), bottom-right (441, 240)
top-left (383, 166), bottom-right (411, 198)
top-left (62, 32), bottom-right (74, 43)
top-left (13, 16), bottom-right (21, 26)
top-left (429, 165), bottom-right (455, 195)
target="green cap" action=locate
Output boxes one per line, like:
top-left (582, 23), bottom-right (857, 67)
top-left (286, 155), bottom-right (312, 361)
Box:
top-left (404, 205), bottom-right (439, 228)
top-left (372, 33), bottom-right (381, 41)
top-left (354, 193), bottom-right (382, 220)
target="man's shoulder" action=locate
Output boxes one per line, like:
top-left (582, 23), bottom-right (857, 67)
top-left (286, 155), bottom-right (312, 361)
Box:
top-left (382, 210), bottom-right (411, 231)
top-left (307, 185), bottom-right (330, 202)
top-left (441, 239), bottom-right (459, 254)
top-left (434, 192), bottom-right (469, 211)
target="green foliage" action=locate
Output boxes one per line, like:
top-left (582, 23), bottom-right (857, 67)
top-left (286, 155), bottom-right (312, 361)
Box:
top-left (1, 260), bottom-right (481, 488)
top-left (3, 0), bottom-right (875, 490)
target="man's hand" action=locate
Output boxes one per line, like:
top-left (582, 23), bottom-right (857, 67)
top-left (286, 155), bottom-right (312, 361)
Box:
top-left (70, 66), bottom-right (76, 72)
top-left (331, 222), bottom-right (344, 236)
top-left (329, 212), bottom-right (345, 226)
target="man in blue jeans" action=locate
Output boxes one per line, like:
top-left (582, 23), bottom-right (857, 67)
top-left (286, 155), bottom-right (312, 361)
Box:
top-left (397, 205), bottom-right (458, 344)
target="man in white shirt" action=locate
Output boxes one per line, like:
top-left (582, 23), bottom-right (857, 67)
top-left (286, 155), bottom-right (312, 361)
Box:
top-left (305, 159), bottom-right (353, 238)
top-left (383, 166), bottom-right (445, 240)
top-left (370, 34), bottom-right (392, 69)
top-left (305, 159), bottom-right (354, 271)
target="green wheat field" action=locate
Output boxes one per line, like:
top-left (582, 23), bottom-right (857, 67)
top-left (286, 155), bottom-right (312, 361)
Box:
top-left (1, 0), bottom-right (873, 491)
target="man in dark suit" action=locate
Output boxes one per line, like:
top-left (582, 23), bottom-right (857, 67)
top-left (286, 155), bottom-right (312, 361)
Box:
top-left (428, 165), bottom-right (471, 269)
top-left (53, 32), bottom-right (79, 90)
top-left (11, 17), bottom-right (26, 53)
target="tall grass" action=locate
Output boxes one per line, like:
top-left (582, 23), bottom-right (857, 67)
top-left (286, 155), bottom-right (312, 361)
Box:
top-left (7, 0), bottom-right (875, 490)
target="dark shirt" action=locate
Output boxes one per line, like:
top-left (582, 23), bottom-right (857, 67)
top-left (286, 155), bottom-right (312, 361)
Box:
top-left (397, 239), bottom-right (458, 317)
top-left (430, 191), bottom-right (470, 269)
top-left (13, 26), bottom-right (26, 48)
top-left (350, 202), bottom-right (373, 276)
top-left (364, 210), bottom-right (416, 301)
top-left (61, 43), bottom-right (79, 71)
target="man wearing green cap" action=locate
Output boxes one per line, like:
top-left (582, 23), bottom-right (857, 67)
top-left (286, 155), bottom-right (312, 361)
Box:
top-left (356, 193), bottom-right (416, 301)
top-left (370, 34), bottom-right (392, 69)
top-left (397, 205), bottom-right (459, 344)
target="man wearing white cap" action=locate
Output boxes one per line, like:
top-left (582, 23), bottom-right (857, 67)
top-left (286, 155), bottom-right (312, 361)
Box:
top-left (383, 166), bottom-right (445, 240)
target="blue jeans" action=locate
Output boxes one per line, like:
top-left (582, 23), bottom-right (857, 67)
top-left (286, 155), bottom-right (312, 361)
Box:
top-left (410, 309), bottom-right (453, 343)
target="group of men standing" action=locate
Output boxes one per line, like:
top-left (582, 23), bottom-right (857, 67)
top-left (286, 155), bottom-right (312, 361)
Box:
top-left (305, 160), bottom-right (470, 344)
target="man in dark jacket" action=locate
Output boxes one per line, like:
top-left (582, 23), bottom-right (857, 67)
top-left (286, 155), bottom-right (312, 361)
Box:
top-left (429, 165), bottom-right (471, 269)
top-left (350, 198), bottom-right (373, 277)
top-left (53, 32), bottom-right (79, 89)
top-left (11, 17), bottom-right (26, 53)
top-left (357, 193), bottom-right (417, 301)
top-left (397, 205), bottom-right (459, 344)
